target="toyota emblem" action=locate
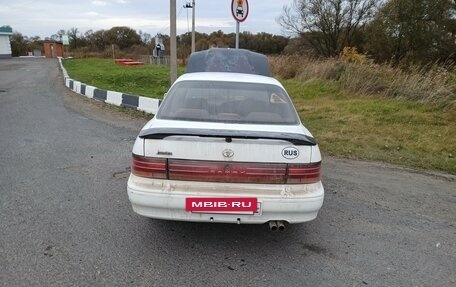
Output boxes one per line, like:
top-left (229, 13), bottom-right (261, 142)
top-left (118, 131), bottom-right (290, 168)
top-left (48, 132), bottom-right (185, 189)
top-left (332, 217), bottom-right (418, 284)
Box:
top-left (222, 149), bottom-right (234, 158)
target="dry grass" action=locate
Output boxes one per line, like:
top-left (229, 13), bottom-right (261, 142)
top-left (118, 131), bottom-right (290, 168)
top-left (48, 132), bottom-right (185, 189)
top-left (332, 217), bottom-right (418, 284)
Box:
top-left (269, 56), bottom-right (456, 109)
top-left (340, 62), bottom-right (455, 108)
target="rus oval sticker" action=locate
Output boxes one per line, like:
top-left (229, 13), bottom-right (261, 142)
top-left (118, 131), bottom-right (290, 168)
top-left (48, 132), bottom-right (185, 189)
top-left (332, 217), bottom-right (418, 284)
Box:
top-left (281, 147), bottom-right (299, 159)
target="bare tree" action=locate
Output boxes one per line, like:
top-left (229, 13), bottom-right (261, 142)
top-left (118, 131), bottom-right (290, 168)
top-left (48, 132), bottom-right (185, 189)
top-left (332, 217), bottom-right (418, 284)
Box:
top-left (278, 0), bottom-right (379, 56)
top-left (67, 27), bottom-right (80, 49)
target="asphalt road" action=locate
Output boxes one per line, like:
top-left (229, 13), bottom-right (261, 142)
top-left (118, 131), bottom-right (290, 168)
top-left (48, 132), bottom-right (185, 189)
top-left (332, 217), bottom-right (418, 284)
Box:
top-left (1, 58), bottom-right (455, 287)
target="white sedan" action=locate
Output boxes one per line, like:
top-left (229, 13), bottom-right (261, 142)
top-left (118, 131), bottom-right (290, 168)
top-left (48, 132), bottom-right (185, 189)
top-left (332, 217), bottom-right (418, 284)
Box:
top-left (127, 51), bottom-right (324, 230)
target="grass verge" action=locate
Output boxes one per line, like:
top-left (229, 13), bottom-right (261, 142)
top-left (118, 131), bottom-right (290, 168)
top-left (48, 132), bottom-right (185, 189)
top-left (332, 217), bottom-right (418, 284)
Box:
top-left (63, 58), bottom-right (456, 174)
top-left (285, 79), bottom-right (455, 174)
top-left (62, 58), bottom-right (184, 98)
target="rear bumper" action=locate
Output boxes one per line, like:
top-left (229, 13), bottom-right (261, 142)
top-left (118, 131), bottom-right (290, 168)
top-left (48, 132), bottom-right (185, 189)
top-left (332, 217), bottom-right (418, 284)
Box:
top-left (127, 174), bottom-right (324, 224)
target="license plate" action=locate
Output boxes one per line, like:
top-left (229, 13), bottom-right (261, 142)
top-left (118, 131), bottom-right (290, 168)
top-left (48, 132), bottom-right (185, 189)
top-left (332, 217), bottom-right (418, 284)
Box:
top-left (186, 197), bottom-right (259, 214)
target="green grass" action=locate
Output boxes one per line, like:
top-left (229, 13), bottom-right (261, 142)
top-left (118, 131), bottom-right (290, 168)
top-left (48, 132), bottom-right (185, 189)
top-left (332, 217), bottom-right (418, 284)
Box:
top-left (284, 79), bottom-right (455, 174)
top-left (63, 58), bottom-right (184, 98)
top-left (63, 58), bottom-right (456, 174)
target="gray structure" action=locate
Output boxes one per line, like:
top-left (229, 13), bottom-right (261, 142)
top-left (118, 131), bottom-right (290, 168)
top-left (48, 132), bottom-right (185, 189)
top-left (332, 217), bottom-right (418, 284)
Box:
top-left (0, 26), bottom-right (13, 58)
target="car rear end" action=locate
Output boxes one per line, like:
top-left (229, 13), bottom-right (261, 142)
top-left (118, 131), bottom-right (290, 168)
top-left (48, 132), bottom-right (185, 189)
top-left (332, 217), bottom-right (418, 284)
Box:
top-left (127, 72), bottom-right (324, 225)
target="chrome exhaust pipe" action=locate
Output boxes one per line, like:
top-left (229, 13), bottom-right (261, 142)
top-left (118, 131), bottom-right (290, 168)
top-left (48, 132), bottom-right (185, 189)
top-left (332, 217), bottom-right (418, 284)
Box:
top-left (277, 221), bottom-right (286, 232)
top-left (268, 221), bottom-right (278, 232)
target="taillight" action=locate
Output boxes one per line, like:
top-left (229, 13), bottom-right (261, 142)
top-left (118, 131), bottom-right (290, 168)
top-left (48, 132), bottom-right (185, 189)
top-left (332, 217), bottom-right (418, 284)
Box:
top-left (286, 162), bottom-right (321, 184)
top-left (168, 159), bottom-right (287, 184)
top-left (131, 154), bottom-right (321, 184)
top-left (131, 154), bottom-right (167, 179)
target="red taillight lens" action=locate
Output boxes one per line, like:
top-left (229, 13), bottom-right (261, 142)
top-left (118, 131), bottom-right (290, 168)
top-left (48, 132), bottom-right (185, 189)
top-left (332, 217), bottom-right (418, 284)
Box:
top-left (131, 155), bottom-right (321, 184)
top-left (131, 154), bottom-right (167, 179)
top-left (168, 159), bottom-right (287, 184)
top-left (286, 162), bottom-right (321, 184)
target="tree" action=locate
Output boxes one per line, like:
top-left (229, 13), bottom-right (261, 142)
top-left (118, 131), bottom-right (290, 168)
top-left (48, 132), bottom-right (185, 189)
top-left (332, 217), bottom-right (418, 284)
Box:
top-left (364, 0), bottom-right (456, 64)
top-left (27, 36), bottom-right (42, 52)
top-left (67, 27), bottom-right (80, 49)
top-left (239, 32), bottom-right (289, 54)
top-left (177, 32), bottom-right (192, 61)
top-left (208, 30), bottom-right (230, 47)
top-left (10, 32), bottom-right (28, 56)
top-left (83, 29), bottom-right (105, 51)
top-left (10, 32), bottom-right (42, 56)
top-left (105, 26), bottom-right (141, 49)
top-left (278, 0), bottom-right (379, 57)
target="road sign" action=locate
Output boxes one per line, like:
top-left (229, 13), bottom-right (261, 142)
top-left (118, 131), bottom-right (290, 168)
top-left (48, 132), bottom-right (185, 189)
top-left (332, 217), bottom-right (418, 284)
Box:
top-left (231, 0), bottom-right (249, 23)
top-left (61, 35), bottom-right (69, 46)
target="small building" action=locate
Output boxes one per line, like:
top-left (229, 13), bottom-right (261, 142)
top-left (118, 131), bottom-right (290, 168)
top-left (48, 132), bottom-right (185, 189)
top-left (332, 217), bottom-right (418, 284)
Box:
top-left (0, 25), bottom-right (13, 58)
top-left (43, 40), bottom-right (64, 58)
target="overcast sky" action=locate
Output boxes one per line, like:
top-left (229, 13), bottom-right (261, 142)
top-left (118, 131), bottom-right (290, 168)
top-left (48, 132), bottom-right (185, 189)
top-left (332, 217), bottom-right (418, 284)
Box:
top-left (0, 0), bottom-right (294, 39)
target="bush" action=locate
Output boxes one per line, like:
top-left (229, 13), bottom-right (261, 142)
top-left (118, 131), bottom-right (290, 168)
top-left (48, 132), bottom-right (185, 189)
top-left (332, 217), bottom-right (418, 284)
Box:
top-left (340, 47), bottom-right (366, 63)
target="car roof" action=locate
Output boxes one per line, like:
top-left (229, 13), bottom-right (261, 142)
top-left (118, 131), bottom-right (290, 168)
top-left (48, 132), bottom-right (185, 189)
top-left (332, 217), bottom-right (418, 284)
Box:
top-left (186, 48), bottom-right (270, 77)
top-left (175, 72), bottom-right (284, 87)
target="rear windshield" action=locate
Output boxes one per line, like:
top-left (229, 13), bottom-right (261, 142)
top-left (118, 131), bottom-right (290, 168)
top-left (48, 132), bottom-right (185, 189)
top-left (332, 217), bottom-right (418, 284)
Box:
top-left (156, 80), bottom-right (300, 125)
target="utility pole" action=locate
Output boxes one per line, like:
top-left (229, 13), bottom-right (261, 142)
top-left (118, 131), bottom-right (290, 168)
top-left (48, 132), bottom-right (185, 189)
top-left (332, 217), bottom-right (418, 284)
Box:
top-left (191, 0), bottom-right (195, 53)
top-left (184, 1), bottom-right (196, 53)
top-left (170, 0), bottom-right (177, 84)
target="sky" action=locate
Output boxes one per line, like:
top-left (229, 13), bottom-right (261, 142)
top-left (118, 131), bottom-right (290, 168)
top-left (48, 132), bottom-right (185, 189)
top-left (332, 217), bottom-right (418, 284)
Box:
top-left (0, 0), bottom-right (294, 39)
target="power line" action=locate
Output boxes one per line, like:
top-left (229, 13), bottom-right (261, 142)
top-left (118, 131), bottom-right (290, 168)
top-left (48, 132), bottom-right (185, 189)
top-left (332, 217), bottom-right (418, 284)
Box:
top-left (157, 5), bottom-right (184, 35)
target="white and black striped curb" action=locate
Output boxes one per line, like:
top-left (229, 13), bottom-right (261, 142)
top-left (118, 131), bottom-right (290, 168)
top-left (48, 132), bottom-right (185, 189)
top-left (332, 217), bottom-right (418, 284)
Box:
top-left (58, 58), bottom-right (161, 114)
